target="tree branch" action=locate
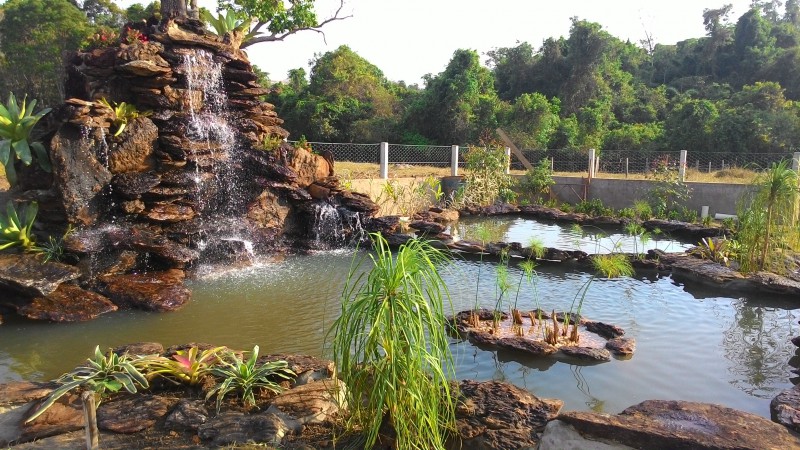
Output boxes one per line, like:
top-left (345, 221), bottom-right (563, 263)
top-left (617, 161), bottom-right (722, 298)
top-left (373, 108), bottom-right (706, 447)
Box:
top-left (241, 0), bottom-right (351, 48)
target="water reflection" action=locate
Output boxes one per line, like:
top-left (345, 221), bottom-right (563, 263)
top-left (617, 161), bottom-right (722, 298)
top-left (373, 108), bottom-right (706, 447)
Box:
top-left (723, 298), bottom-right (798, 398)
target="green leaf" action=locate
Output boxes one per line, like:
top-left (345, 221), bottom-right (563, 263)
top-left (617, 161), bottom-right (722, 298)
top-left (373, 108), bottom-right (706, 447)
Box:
top-left (12, 138), bottom-right (32, 165)
top-left (30, 142), bottom-right (51, 172)
top-left (0, 140), bottom-right (10, 165)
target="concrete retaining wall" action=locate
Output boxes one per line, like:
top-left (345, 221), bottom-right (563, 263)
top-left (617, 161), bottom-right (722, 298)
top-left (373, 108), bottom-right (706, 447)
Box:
top-left (549, 176), bottom-right (752, 216)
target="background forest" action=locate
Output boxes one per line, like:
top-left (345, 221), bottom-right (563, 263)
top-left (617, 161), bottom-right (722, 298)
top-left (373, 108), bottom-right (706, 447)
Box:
top-left (3, 0), bottom-right (800, 155)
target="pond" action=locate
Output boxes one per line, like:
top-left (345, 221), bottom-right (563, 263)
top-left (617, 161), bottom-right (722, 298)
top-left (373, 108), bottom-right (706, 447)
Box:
top-left (0, 218), bottom-right (797, 420)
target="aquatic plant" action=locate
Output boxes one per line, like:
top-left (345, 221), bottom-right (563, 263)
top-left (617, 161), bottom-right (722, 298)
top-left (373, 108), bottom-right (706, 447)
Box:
top-left (691, 237), bottom-right (733, 267)
top-left (737, 160), bottom-right (799, 273)
top-left (469, 224), bottom-right (493, 327)
top-left (331, 233), bottom-right (456, 450)
top-left (0, 92), bottom-right (51, 186)
top-left (206, 345), bottom-right (294, 411)
top-left (565, 254), bottom-right (634, 343)
top-left (140, 346), bottom-right (226, 386)
top-left (26, 346), bottom-right (148, 423)
top-left (0, 201), bottom-right (38, 252)
top-left (624, 222), bottom-right (651, 260)
top-left (38, 224), bottom-right (74, 263)
top-left (493, 249), bottom-right (512, 330)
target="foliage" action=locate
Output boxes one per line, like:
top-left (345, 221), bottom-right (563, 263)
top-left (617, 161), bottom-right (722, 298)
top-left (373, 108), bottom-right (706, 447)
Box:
top-left (262, 134), bottom-right (283, 153)
top-left (518, 158), bottom-right (555, 204)
top-left (331, 233), bottom-right (456, 450)
top-left (201, 8), bottom-right (258, 46)
top-left (97, 98), bottom-right (151, 137)
top-left (141, 346), bottom-right (226, 386)
top-left (0, 92), bottom-right (52, 186)
top-left (0, 201), bottom-right (38, 252)
top-left (0, 0), bottom-right (94, 107)
top-left (457, 145), bottom-right (512, 207)
top-left (26, 346), bottom-right (148, 423)
top-left (735, 160), bottom-right (800, 273)
top-left (573, 198), bottom-right (613, 217)
top-left (632, 200), bottom-right (653, 220)
top-left (39, 225), bottom-right (74, 263)
top-left (206, 346), bottom-right (294, 411)
top-left (690, 237), bottom-right (734, 266)
top-left (83, 25), bottom-right (119, 50)
top-left (624, 222), bottom-right (651, 259)
top-left (375, 176), bottom-right (442, 217)
top-left (647, 156), bottom-right (691, 219)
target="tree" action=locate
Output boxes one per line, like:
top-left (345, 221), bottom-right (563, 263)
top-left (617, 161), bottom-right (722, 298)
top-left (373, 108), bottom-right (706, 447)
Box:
top-left (487, 42), bottom-right (536, 101)
top-left (500, 93), bottom-right (560, 149)
top-left (0, 0), bottom-right (93, 106)
top-left (126, 1), bottom-right (161, 22)
top-left (663, 98), bottom-right (719, 151)
top-left (702, 4), bottom-right (735, 77)
top-left (407, 49), bottom-right (500, 144)
top-left (72, 0), bottom-right (125, 26)
top-left (213, 0), bottom-right (350, 48)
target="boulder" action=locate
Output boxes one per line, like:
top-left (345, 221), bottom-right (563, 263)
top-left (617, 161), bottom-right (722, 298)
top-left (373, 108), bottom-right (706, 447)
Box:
top-left (259, 354), bottom-right (335, 387)
top-left (266, 379), bottom-right (345, 425)
top-left (115, 60), bottom-right (172, 77)
top-left (289, 147), bottom-right (332, 188)
top-left (111, 172), bottom-right (161, 198)
top-left (164, 399), bottom-right (209, 432)
top-left (112, 342), bottom-right (164, 357)
top-left (50, 125), bottom-right (113, 225)
top-left (0, 382), bottom-right (53, 406)
top-left (409, 220), bottom-right (446, 235)
top-left (99, 269), bottom-right (190, 312)
top-left (0, 254), bottom-right (81, 298)
top-left (97, 395), bottom-right (178, 433)
top-left (197, 411), bottom-right (301, 447)
top-left (144, 203), bottom-right (195, 223)
top-left (550, 400), bottom-right (800, 450)
top-left (247, 189), bottom-right (291, 231)
top-left (450, 380), bottom-right (562, 450)
top-left (584, 321), bottom-right (626, 339)
top-left (606, 337), bottom-right (636, 356)
top-left (336, 190), bottom-right (379, 216)
top-left (17, 284), bottom-right (118, 322)
top-left (771, 384), bottom-right (800, 432)
top-left (106, 118), bottom-right (158, 174)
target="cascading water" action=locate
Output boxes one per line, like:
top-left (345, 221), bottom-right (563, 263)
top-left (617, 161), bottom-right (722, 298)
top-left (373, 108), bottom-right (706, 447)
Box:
top-left (181, 49), bottom-right (237, 217)
top-left (311, 202), bottom-right (366, 248)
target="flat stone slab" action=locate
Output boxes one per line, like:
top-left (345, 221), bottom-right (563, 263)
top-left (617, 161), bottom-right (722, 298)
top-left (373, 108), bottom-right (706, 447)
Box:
top-left (0, 254), bottom-right (81, 298)
top-left (606, 337), bottom-right (636, 356)
top-left (451, 380), bottom-right (563, 450)
top-left (97, 395), bottom-right (178, 434)
top-left (99, 269), bottom-right (190, 312)
top-left (164, 399), bottom-right (209, 432)
top-left (0, 382), bottom-right (52, 406)
top-left (560, 346), bottom-right (611, 362)
top-left (17, 284), bottom-right (117, 322)
top-left (554, 400), bottom-right (800, 450)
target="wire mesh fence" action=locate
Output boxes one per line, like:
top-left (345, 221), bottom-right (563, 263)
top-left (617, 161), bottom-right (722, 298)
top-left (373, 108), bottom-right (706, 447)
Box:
top-left (387, 144), bottom-right (451, 166)
top-left (289, 141), bottom-right (799, 180)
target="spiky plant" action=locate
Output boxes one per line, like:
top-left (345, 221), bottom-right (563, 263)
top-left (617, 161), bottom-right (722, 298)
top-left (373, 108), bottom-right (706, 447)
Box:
top-left (0, 93), bottom-right (51, 186)
top-left (332, 233), bottom-right (456, 450)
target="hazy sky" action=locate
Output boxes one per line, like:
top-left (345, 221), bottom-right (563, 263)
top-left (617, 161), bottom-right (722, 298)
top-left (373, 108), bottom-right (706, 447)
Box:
top-left (134, 0), bottom-right (757, 84)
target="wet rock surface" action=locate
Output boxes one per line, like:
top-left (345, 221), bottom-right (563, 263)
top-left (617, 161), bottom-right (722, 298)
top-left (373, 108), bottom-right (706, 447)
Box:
top-left (16, 284), bottom-right (118, 322)
top-left (606, 337), bottom-right (636, 356)
top-left (560, 346), bottom-right (612, 362)
top-left (771, 384), bottom-right (800, 432)
top-left (99, 269), bottom-right (190, 311)
top-left (551, 400), bottom-right (800, 450)
top-left (0, 254), bottom-right (81, 298)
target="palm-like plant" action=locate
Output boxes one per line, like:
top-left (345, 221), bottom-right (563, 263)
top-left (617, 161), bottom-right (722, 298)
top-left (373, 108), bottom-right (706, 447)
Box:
top-left (0, 93), bottom-right (51, 186)
top-left (206, 346), bottom-right (294, 411)
top-left (0, 201), bottom-right (38, 252)
top-left (332, 233), bottom-right (456, 450)
top-left (26, 346), bottom-right (148, 423)
top-left (200, 8), bottom-right (259, 44)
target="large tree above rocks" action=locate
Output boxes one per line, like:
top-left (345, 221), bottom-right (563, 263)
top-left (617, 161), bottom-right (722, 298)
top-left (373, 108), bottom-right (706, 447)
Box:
top-left (160, 0), bottom-right (349, 48)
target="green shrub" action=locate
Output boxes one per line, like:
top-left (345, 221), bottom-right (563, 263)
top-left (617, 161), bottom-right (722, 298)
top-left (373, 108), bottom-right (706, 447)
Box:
top-left (573, 198), bottom-right (613, 217)
top-left (518, 158), bottom-right (555, 204)
top-left (456, 145), bottom-right (512, 207)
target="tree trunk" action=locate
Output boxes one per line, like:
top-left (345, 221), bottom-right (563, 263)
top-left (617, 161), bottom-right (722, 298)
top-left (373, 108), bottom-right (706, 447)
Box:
top-left (160, 0), bottom-right (187, 19)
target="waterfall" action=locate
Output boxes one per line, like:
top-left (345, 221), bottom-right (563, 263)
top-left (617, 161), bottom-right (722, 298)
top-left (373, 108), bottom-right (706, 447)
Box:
top-left (312, 202), bottom-right (366, 248)
top-left (180, 49), bottom-right (236, 217)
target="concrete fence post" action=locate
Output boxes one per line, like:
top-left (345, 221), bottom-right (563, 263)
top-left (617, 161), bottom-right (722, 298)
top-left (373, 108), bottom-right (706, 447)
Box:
top-left (451, 145), bottom-right (459, 177)
top-left (793, 152), bottom-right (800, 172)
top-left (504, 147), bottom-right (511, 175)
top-left (588, 149), bottom-right (596, 179)
top-left (679, 149), bottom-right (688, 182)
top-left (793, 152), bottom-right (800, 226)
top-left (380, 142), bottom-right (389, 180)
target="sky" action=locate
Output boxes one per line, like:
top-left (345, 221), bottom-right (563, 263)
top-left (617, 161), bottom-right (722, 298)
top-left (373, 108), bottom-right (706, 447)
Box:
top-left (130, 0), bottom-right (757, 85)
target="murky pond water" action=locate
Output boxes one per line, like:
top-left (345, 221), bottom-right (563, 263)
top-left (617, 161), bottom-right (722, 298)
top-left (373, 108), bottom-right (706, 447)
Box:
top-left (0, 219), bottom-right (797, 419)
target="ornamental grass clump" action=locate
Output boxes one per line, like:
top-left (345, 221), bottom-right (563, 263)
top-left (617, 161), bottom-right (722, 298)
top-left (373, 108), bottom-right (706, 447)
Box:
top-left (332, 233), bottom-right (456, 450)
